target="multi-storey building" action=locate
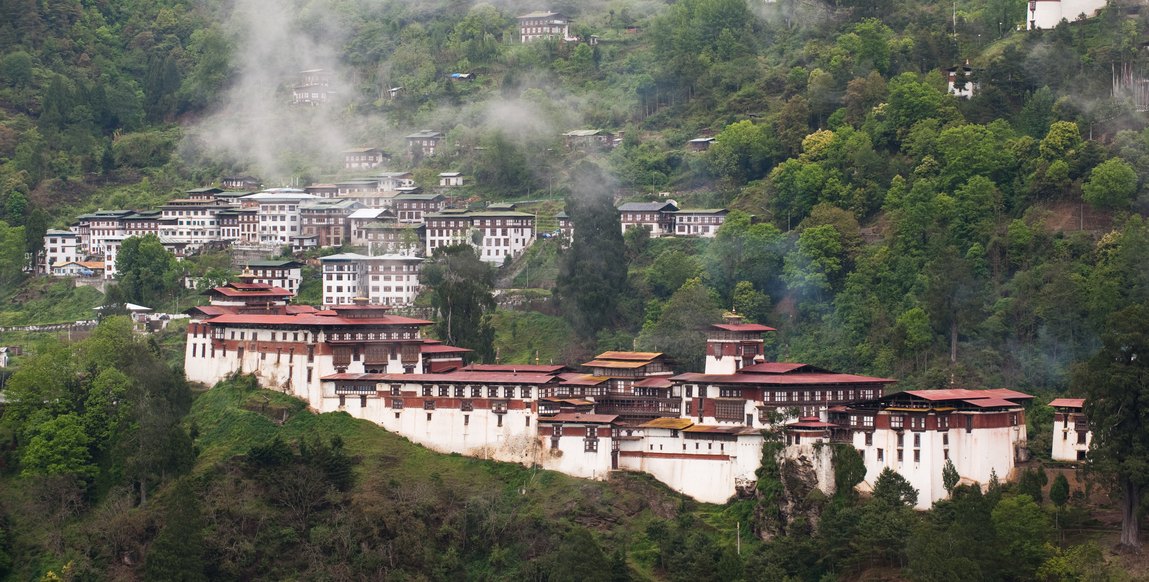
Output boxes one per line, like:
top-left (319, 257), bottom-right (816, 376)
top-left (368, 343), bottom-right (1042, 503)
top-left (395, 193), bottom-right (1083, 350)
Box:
top-left (40, 229), bottom-right (81, 274)
top-left (244, 190), bottom-right (317, 247)
top-left (185, 283), bottom-right (458, 395)
top-left (673, 209), bottom-right (727, 237)
top-left (293, 69), bottom-right (333, 105)
top-left (319, 253), bottom-right (423, 307)
top-left (393, 192), bottom-right (445, 223)
top-left (405, 130), bottom-right (442, 159)
top-left (618, 202), bottom-right (677, 237)
top-left (360, 222), bottom-right (424, 256)
top-left (239, 260), bottom-right (304, 295)
top-left (1027, 0), bottom-right (1106, 30)
top-left (189, 301), bottom-right (1033, 509)
top-left (376, 172), bottom-right (416, 191)
top-left (806, 388), bottom-right (1033, 509)
top-left (221, 176), bottom-right (261, 190)
top-left (343, 148), bottom-right (386, 170)
top-left (158, 199), bottom-right (231, 251)
top-left (1050, 398), bottom-right (1090, 462)
top-left (425, 209), bottom-right (535, 264)
top-left (300, 198), bottom-right (360, 247)
top-left (304, 184), bottom-right (339, 199)
top-left (517, 11), bottom-right (575, 43)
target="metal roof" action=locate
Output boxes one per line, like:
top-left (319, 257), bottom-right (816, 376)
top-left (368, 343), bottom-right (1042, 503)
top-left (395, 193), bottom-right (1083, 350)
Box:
top-left (1049, 398), bottom-right (1085, 409)
top-left (712, 323), bottom-right (776, 332)
top-left (639, 418), bottom-right (695, 430)
top-left (543, 413), bottom-right (618, 424)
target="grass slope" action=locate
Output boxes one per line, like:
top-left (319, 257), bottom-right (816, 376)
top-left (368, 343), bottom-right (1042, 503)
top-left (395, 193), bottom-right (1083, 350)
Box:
top-left (189, 377), bottom-right (757, 577)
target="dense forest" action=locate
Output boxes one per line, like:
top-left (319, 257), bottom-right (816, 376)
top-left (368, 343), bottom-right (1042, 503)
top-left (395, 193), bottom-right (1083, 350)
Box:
top-left (2, 0), bottom-right (1149, 579)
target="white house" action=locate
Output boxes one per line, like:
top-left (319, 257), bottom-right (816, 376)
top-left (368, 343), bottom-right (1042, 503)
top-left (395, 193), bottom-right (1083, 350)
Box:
top-left (1050, 398), bottom-right (1090, 462)
top-left (1027, 0), bottom-right (1108, 30)
top-left (319, 253), bottom-right (423, 307)
top-left (439, 172), bottom-right (464, 187)
top-left (41, 229), bottom-right (80, 274)
top-left (673, 209), bottom-right (728, 238)
top-left (425, 209), bottom-right (536, 264)
top-left (810, 388), bottom-right (1033, 509)
top-left (242, 190), bottom-right (317, 247)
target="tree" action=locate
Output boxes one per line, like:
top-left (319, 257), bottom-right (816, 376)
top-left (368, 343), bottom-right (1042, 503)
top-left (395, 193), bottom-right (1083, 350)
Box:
top-left (991, 495), bottom-right (1052, 578)
top-left (636, 278), bottom-right (724, 372)
top-left (422, 244), bottom-right (496, 361)
top-left (144, 479), bottom-right (207, 582)
top-left (942, 459), bottom-right (960, 497)
top-left (555, 162), bottom-right (629, 340)
top-left (872, 467), bottom-right (919, 508)
top-left (0, 220), bottom-right (26, 291)
top-left (550, 527), bottom-right (611, 582)
top-left (1074, 302), bottom-right (1149, 549)
top-left (706, 120), bottom-right (780, 184)
top-left (1082, 158), bottom-right (1138, 209)
top-left (113, 234), bottom-right (182, 307)
top-left (1050, 473), bottom-right (1070, 534)
top-left (19, 414), bottom-right (96, 479)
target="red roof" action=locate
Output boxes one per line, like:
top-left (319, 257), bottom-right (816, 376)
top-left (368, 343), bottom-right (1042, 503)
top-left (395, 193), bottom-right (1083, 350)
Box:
top-left (673, 372), bottom-right (893, 385)
top-left (207, 286), bottom-right (293, 297)
top-left (557, 373), bottom-right (610, 386)
top-left (543, 413), bottom-right (618, 424)
top-left (739, 362), bottom-right (812, 374)
top-left (1049, 398), bottom-right (1085, 409)
top-left (321, 371), bottom-right (558, 384)
top-left (900, 389), bottom-right (1032, 403)
top-left (421, 344), bottom-right (471, 354)
top-left (712, 323), bottom-right (776, 332)
top-left (463, 364), bottom-right (567, 374)
top-left (204, 313), bottom-right (432, 326)
top-left (962, 398), bottom-right (1020, 408)
top-left (593, 351), bottom-right (663, 361)
top-left (634, 377), bottom-right (674, 388)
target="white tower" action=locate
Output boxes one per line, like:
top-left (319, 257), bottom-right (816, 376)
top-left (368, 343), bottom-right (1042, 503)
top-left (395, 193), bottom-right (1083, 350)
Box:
top-left (703, 314), bottom-right (775, 375)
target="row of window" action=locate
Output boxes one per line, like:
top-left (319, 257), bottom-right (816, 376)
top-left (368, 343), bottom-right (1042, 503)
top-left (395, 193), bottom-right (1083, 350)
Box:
top-left (414, 384), bottom-right (534, 399)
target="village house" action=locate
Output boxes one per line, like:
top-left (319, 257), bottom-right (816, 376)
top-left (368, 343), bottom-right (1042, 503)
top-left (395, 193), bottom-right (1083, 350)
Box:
top-left (618, 201), bottom-right (677, 237)
top-left (406, 130), bottom-right (443, 159)
top-left (221, 176), bottom-right (261, 190)
top-left (304, 184), bottom-right (340, 199)
top-left (335, 179), bottom-right (380, 198)
top-left (517, 11), bottom-right (577, 43)
top-left (343, 147), bottom-right (386, 170)
top-left (243, 190), bottom-right (317, 247)
top-left (40, 229), bottom-right (80, 274)
top-left (562, 129), bottom-right (614, 150)
top-left (319, 253), bottom-right (423, 307)
top-left (348, 208), bottom-right (396, 244)
top-left (293, 69), bottom-right (334, 105)
top-left (673, 209), bottom-right (728, 237)
top-left (1027, 0), bottom-right (1107, 29)
top-left (217, 207), bottom-right (260, 245)
top-left (424, 209), bottom-right (536, 264)
top-left (1050, 398), bottom-right (1090, 462)
top-left (439, 172), bottom-right (464, 187)
top-left (51, 260), bottom-right (105, 278)
top-left (393, 192), bottom-right (446, 223)
top-left (688, 137), bottom-right (716, 151)
top-left (158, 198), bottom-right (233, 252)
top-left (946, 63), bottom-right (976, 99)
top-left (300, 198), bottom-right (361, 247)
top-left (184, 187), bottom-right (223, 201)
top-left (555, 211), bottom-right (573, 240)
top-left (239, 260), bottom-right (304, 295)
top-left (376, 171), bottom-right (417, 191)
